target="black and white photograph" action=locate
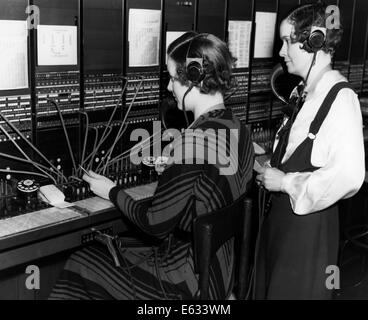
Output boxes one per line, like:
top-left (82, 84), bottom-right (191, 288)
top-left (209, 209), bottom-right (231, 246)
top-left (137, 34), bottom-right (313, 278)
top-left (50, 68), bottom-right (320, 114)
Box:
top-left (0, 0), bottom-right (367, 306)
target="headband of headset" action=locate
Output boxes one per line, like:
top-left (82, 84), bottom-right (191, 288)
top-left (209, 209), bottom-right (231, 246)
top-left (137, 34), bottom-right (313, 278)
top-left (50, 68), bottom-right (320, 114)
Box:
top-left (185, 34), bottom-right (206, 85)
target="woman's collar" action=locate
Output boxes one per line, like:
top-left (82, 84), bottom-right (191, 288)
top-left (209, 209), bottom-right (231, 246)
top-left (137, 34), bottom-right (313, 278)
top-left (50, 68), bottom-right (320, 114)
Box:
top-left (308, 69), bottom-right (345, 97)
top-left (195, 103), bottom-right (226, 119)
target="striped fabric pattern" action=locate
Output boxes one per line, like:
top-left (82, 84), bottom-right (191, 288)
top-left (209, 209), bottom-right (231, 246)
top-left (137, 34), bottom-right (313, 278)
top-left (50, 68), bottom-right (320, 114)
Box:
top-left (50, 108), bottom-right (254, 300)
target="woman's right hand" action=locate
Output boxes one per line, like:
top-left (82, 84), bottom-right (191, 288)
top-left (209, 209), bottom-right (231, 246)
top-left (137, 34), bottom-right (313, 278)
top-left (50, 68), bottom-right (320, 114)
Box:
top-left (256, 167), bottom-right (286, 192)
top-left (82, 170), bottom-right (116, 200)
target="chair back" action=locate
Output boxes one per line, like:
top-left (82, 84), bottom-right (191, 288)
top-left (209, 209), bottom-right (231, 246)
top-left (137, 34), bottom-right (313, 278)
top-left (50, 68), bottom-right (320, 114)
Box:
top-left (193, 196), bottom-right (253, 300)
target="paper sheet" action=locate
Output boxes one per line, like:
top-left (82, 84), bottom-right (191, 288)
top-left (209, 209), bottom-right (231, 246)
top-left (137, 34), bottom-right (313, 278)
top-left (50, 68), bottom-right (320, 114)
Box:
top-left (228, 20), bottom-right (252, 68)
top-left (73, 196), bottom-right (114, 214)
top-left (253, 142), bottom-right (266, 155)
top-left (37, 25), bottom-right (78, 66)
top-left (128, 9), bottom-right (161, 67)
top-left (52, 201), bottom-right (74, 209)
top-left (0, 20), bottom-right (28, 90)
top-left (254, 12), bottom-right (277, 58)
top-left (38, 184), bottom-right (74, 208)
top-left (0, 207), bottom-right (81, 238)
top-left (254, 154), bottom-right (271, 173)
top-left (253, 158), bottom-right (264, 173)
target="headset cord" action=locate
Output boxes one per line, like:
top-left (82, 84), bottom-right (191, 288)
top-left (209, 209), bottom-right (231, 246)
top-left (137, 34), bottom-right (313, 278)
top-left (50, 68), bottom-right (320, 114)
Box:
top-left (273, 52), bottom-right (316, 169)
top-left (182, 84), bottom-right (194, 128)
top-left (249, 186), bottom-right (267, 299)
top-left (251, 53), bottom-right (318, 299)
top-left (115, 235), bottom-right (173, 300)
top-left (250, 102), bottom-right (301, 299)
top-left (154, 247), bottom-right (170, 300)
top-left (118, 249), bottom-right (138, 300)
top-left (250, 83), bottom-right (306, 299)
top-left (114, 236), bottom-right (158, 300)
top-left (154, 234), bottom-right (175, 300)
top-left (224, 82), bottom-right (239, 102)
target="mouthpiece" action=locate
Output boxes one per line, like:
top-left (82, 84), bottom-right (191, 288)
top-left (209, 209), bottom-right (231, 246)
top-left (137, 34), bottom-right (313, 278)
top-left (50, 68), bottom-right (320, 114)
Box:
top-left (270, 63), bottom-right (288, 104)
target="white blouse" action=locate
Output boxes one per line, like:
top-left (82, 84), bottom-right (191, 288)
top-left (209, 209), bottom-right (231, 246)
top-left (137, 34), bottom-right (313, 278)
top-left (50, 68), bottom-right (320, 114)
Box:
top-left (274, 70), bottom-right (366, 215)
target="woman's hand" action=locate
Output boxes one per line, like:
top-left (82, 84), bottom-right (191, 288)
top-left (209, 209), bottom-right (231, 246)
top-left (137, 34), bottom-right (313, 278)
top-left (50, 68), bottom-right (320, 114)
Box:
top-left (82, 170), bottom-right (116, 200)
top-left (256, 167), bottom-right (286, 192)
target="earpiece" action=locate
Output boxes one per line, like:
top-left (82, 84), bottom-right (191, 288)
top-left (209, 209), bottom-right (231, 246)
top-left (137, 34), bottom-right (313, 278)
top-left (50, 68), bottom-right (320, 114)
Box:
top-left (186, 57), bottom-right (205, 85)
top-left (301, 26), bottom-right (326, 53)
top-left (185, 35), bottom-right (206, 85)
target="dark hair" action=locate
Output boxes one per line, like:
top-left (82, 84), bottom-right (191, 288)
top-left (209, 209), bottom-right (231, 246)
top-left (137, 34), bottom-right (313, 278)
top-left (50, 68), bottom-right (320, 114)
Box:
top-left (285, 2), bottom-right (343, 55)
top-left (167, 32), bottom-right (236, 94)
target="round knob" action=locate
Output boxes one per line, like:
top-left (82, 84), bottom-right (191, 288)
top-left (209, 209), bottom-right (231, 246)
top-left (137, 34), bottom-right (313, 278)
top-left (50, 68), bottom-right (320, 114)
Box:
top-left (5, 167), bottom-right (11, 180)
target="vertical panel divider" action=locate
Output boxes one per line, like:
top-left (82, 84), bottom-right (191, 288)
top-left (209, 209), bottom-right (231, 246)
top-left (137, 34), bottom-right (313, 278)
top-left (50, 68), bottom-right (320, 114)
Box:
top-left (159, 0), bottom-right (165, 109)
top-left (78, 0), bottom-right (84, 165)
top-left (194, 0), bottom-right (199, 32)
top-left (360, 11), bottom-right (368, 96)
top-left (347, 0), bottom-right (356, 81)
top-left (224, 0), bottom-right (229, 43)
top-left (246, 0), bottom-right (256, 124)
top-left (121, 0), bottom-right (128, 155)
top-left (270, 0), bottom-right (280, 123)
top-left (160, 0), bottom-right (167, 108)
top-left (331, 0), bottom-right (341, 69)
top-left (29, 0), bottom-right (37, 152)
top-left (122, 0), bottom-right (127, 79)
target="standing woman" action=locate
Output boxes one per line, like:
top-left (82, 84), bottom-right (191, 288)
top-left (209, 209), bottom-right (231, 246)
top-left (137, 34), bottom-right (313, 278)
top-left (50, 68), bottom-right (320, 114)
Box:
top-left (50, 32), bottom-right (254, 300)
top-left (255, 3), bottom-right (365, 299)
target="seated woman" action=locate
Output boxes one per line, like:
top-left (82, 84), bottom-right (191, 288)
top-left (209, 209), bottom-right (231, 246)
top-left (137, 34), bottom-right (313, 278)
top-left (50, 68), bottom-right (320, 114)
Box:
top-left (49, 32), bottom-right (254, 300)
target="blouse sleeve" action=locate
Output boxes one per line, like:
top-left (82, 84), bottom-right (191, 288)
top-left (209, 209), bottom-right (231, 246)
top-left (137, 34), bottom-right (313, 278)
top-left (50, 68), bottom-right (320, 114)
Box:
top-left (109, 163), bottom-right (200, 239)
top-left (280, 88), bottom-right (366, 215)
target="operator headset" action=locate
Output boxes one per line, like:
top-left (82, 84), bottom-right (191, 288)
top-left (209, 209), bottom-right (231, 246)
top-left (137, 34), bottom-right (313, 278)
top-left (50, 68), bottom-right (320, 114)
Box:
top-left (185, 33), bottom-right (238, 107)
top-left (185, 34), bottom-right (207, 85)
top-left (181, 34), bottom-right (207, 127)
top-left (301, 25), bottom-right (326, 53)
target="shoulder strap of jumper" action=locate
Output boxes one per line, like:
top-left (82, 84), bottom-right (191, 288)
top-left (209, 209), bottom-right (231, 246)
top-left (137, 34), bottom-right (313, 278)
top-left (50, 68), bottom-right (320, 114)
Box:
top-left (309, 82), bottom-right (355, 137)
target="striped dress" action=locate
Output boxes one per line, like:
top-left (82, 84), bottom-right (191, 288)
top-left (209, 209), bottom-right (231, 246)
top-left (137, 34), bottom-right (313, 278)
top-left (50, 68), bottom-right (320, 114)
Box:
top-left (50, 107), bottom-right (254, 300)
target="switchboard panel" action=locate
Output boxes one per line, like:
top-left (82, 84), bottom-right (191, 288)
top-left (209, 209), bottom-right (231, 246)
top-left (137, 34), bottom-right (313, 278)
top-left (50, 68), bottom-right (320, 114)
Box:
top-left (33, 0), bottom-right (80, 133)
top-left (248, 0), bottom-right (278, 123)
top-left (0, 0), bottom-right (31, 141)
top-left (226, 0), bottom-right (253, 121)
top-left (348, 0), bottom-right (368, 91)
top-left (124, 0), bottom-right (161, 124)
top-left (0, 0), bottom-right (367, 253)
top-left (83, 0), bottom-right (123, 124)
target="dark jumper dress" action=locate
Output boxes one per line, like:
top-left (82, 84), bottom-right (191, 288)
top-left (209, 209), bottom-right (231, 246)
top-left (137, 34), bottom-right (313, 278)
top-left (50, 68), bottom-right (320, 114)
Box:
top-left (255, 82), bottom-right (354, 300)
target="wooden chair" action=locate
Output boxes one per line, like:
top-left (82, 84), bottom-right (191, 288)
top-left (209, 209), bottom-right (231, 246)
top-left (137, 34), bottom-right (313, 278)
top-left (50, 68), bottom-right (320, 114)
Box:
top-left (192, 196), bottom-right (253, 300)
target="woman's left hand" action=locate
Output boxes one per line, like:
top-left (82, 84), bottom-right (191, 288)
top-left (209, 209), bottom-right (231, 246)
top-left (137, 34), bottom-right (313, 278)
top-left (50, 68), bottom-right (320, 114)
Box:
top-left (256, 167), bottom-right (286, 192)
